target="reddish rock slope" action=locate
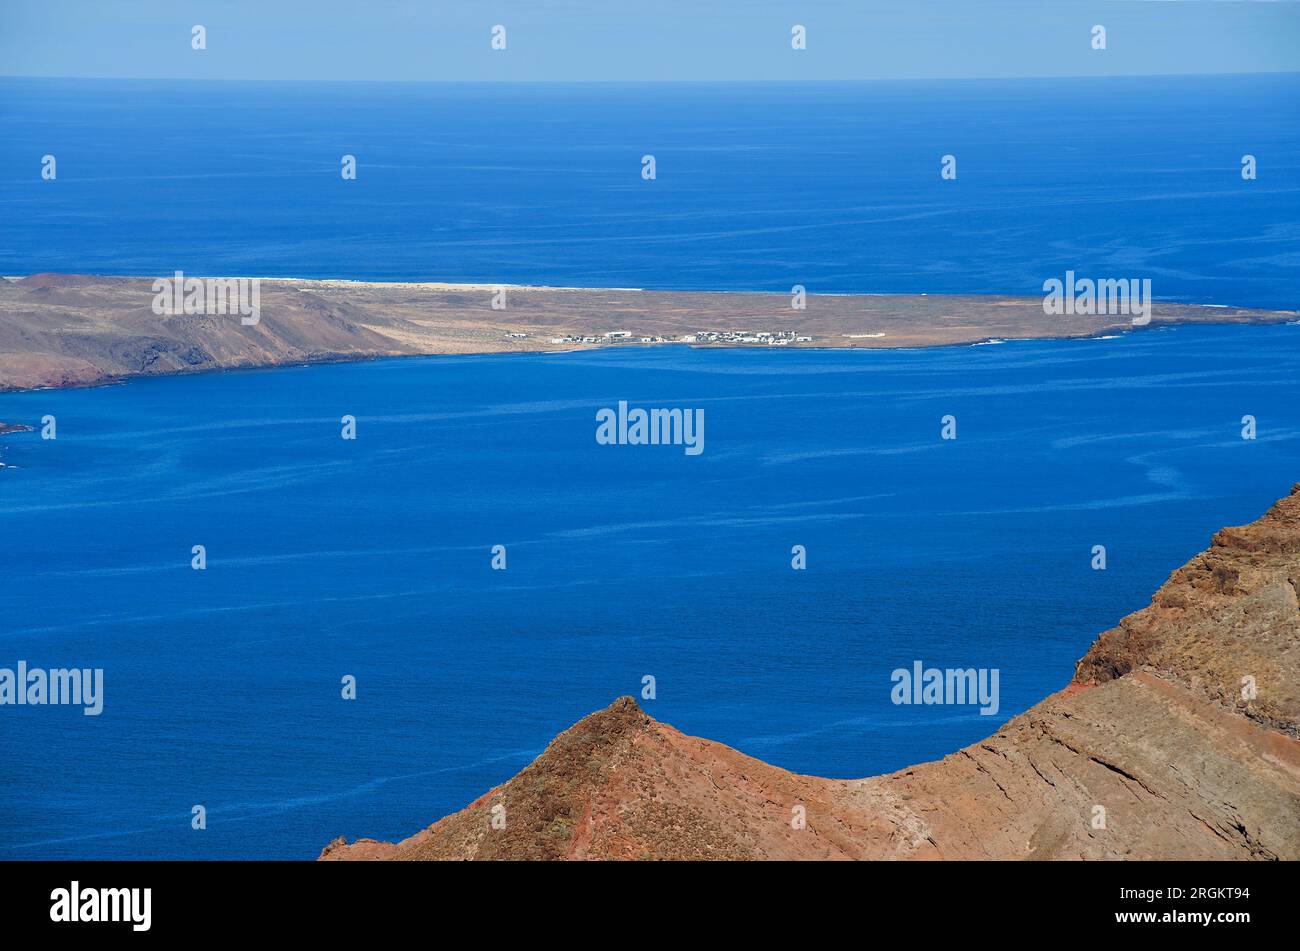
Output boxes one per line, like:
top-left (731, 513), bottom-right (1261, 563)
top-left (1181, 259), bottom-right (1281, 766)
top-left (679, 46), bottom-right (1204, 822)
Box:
top-left (322, 486), bottom-right (1300, 861)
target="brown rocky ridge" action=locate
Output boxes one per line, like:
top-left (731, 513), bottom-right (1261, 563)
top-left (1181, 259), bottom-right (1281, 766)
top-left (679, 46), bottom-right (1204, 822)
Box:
top-left (322, 485), bottom-right (1300, 861)
top-left (1, 273), bottom-right (1294, 393)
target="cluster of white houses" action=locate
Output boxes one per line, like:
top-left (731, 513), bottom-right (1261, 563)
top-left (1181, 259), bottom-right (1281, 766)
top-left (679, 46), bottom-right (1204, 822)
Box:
top-left (681, 330), bottom-right (813, 345)
top-left (547, 329), bottom-right (814, 345)
top-left (548, 330), bottom-right (671, 344)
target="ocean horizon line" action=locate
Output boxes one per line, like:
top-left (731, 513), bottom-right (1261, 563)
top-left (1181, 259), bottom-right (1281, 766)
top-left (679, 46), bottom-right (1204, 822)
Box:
top-left (4, 70), bottom-right (1299, 87)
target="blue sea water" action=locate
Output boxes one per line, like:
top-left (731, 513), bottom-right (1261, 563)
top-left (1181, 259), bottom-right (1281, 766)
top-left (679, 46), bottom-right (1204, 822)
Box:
top-left (0, 74), bottom-right (1297, 307)
top-left (1, 75), bottom-right (1299, 859)
top-left (1, 325), bottom-right (1299, 859)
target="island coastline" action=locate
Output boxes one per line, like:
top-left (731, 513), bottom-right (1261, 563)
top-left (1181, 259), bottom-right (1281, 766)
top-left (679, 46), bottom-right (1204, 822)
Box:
top-left (1, 273), bottom-right (1294, 395)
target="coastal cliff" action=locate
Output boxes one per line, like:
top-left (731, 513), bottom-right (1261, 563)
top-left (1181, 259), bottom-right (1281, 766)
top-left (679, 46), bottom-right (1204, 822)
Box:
top-left (2, 274), bottom-right (1294, 393)
top-left (321, 485), bottom-right (1300, 861)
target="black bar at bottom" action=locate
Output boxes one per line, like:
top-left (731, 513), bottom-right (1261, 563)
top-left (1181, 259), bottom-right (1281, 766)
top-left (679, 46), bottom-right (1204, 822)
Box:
top-left (0, 858), bottom-right (1282, 938)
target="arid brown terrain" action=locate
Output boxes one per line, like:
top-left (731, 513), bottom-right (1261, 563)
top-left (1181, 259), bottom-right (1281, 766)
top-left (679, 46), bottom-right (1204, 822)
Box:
top-left (1, 273), bottom-right (1294, 393)
top-left (322, 485), bottom-right (1300, 861)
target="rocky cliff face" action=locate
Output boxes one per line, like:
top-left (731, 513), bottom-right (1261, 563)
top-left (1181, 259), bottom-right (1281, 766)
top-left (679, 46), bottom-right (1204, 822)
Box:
top-left (322, 486), bottom-right (1300, 861)
top-left (0, 275), bottom-right (412, 392)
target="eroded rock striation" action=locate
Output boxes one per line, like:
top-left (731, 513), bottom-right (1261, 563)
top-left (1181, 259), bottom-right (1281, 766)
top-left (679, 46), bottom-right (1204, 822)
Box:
top-left (321, 486), bottom-right (1300, 861)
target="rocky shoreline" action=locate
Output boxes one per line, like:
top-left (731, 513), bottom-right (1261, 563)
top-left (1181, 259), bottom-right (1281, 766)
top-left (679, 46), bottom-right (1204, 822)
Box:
top-left (322, 485), bottom-right (1300, 861)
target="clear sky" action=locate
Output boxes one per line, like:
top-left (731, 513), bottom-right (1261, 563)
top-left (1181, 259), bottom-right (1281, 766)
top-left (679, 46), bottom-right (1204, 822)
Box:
top-left (2, 0), bottom-right (1298, 82)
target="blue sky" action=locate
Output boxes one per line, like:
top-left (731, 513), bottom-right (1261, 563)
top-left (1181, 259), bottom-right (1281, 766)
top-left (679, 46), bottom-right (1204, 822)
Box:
top-left (2, 0), bottom-right (1298, 82)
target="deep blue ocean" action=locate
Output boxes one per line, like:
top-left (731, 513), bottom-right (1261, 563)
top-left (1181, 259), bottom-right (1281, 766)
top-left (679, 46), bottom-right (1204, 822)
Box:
top-left (2, 326), bottom-right (1299, 858)
top-left (0, 74), bottom-right (1297, 305)
top-left (0, 76), bottom-right (1298, 858)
